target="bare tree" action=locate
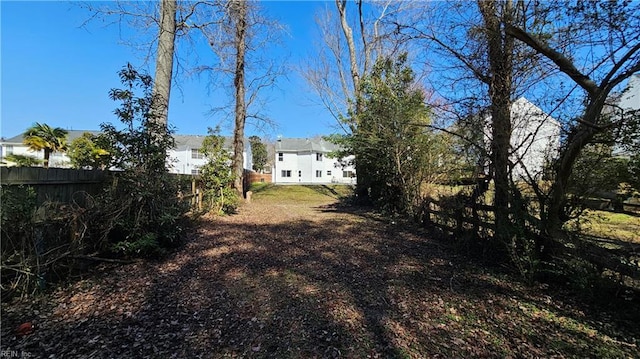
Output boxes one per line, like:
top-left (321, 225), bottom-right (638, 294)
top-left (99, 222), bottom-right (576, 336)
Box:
top-left (303, 0), bottom-right (412, 201)
top-left (395, 0), bottom-right (540, 243)
top-left (148, 0), bottom-right (177, 128)
top-left (80, 1), bottom-right (209, 130)
top-left (304, 0), bottom-right (411, 125)
top-left (476, 0), bottom-right (517, 243)
top-left (192, 1), bottom-right (285, 196)
top-left (230, 0), bottom-right (247, 196)
top-left (398, 0), bottom-right (639, 255)
top-left (503, 1), bottom-right (640, 241)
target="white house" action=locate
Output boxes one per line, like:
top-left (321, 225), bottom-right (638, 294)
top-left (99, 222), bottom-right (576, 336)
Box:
top-left (0, 130), bottom-right (101, 168)
top-left (168, 134), bottom-right (252, 175)
top-left (484, 97), bottom-right (561, 180)
top-left (619, 73), bottom-right (640, 111)
top-left (510, 97), bottom-right (561, 179)
top-left (0, 130), bottom-right (253, 174)
top-left (273, 137), bottom-right (356, 184)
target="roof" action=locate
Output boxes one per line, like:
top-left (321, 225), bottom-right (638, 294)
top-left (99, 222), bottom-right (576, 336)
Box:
top-left (2, 130), bottom-right (101, 144)
top-left (173, 134), bottom-right (239, 150)
top-left (275, 137), bottom-right (342, 153)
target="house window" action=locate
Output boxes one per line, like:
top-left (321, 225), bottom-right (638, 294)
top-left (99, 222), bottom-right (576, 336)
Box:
top-left (298, 170), bottom-right (302, 177)
top-left (278, 153), bottom-right (283, 162)
top-left (6, 145), bottom-right (13, 155)
top-left (316, 153), bottom-right (323, 161)
top-left (191, 168), bottom-right (201, 175)
top-left (327, 170), bottom-right (332, 176)
top-left (281, 170), bottom-right (291, 177)
top-left (343, 170), bottom-right (354, 178)
top-left (191, 148), bottom-right (204, 159)
top-left (315, 170), bottom-right (322, 178)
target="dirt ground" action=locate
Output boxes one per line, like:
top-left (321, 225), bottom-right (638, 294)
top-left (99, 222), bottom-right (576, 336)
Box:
top-left (1, 185), bottom-right (639, 358)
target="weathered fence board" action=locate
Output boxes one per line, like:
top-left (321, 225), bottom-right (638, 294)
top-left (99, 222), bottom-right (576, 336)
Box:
top-left (423, 197), bottom-right (639, 280)
top-left (247, 172), bottom-right (272, 184)
top-left (1, 167), bottom-right (109, 205)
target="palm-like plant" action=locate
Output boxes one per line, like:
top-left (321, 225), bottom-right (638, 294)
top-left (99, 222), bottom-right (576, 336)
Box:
top-left (22, 122), bottom-right (68, 168)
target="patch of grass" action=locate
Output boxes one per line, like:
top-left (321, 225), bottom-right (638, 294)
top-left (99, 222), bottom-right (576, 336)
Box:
top-left (571, 210), bottom-right (640, 243)
top-left (251, 184), bottom-right (353, 203)
top-left (249, 182), bottom-right (272, 192)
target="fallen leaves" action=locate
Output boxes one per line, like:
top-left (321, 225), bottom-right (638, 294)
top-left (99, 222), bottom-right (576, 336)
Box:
top-left (1, 186), bottom-right (639, 358)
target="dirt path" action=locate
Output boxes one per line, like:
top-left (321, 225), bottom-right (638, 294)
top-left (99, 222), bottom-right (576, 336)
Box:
top-left (2, 188), bottom-right (638, 358)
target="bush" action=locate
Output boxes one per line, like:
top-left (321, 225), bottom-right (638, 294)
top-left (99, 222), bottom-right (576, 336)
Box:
top-left (94, 64), bottom-right (190, 257)
top-left (199, 127), bottom-right (239, 215)
top-left (0, 65), bottom-right (193, 300)
top-left (1, 187), bottom-right (99, 300)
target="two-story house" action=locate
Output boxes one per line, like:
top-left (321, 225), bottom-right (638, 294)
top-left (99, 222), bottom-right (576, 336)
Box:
top-left (273, 137), bottom-right (356, 184)
top-left (169, 135), bottom-right (252, 175)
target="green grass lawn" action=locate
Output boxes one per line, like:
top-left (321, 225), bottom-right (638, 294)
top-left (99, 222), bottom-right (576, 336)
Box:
top-left (569, 210), bottom-right (640, 244)
top-left (249, 183), bottom-right (354, 203)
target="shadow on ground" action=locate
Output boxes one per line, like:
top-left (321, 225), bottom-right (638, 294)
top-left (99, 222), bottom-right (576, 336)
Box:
top-left (2, 202), bottom-right (639, 358)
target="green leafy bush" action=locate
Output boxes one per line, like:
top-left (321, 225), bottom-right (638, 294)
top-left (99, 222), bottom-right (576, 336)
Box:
top-left (94, 64), bottom-right (190, 257)
top-left (199, 127), bottom-right (239, 215)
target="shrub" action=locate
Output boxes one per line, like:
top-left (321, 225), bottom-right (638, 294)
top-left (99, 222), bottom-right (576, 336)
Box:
top-left (94, 64), bottom-right (190, 257)
top-left (199, 127), bottom-right (239, 215)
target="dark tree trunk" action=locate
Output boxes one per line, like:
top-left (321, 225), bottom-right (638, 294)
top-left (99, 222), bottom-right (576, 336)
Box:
top-left (150, 0), bottom-right (176, 129)
top-left (478, 0), bottom-right (515, 244)
top-left (231, 0), bottom-right (247, 197)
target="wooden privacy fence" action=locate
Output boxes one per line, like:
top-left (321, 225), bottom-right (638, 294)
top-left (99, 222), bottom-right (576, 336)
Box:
top-left (1, 167), bottom-right (109, 206)
top-left (0, 167), bottom-right (215, 211)
top-left (247, 172), bottom-right (272, 184)
top-left (423, 197), bottom-right (640, 280)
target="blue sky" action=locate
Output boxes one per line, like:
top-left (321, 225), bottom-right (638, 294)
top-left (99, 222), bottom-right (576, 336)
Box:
top-left (1, 1), bottom-right (339, 140)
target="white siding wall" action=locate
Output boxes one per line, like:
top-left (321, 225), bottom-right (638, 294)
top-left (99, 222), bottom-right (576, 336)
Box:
top-left (168, 148), bottom-right (207, 174)
top-left (273, 150), bottom-right (356, 184)
top-left (510, 98), bottom-right (560, 179)
top-left (620, 74), bottom-right (640, 111)
top-left (274, 151), bottom-right (299, 183)
top-left (1, 144), bottom-right (70, 167)
top-left (169, 147), bottom-right (251, 175)
top-left (483, 98), bottom-right (560, 180)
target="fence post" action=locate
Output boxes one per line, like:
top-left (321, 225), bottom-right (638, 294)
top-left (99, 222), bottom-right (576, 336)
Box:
top-left (191, 178), bottom-right (197, 208)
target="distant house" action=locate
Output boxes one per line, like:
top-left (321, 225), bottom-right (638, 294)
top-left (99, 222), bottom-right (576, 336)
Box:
top-left (619, 73), bottom-right (640, 111)
top-left (0, 130), bottom-right (101, 168)
top-left (484, 97), bottom-right (561, 180)
top-left (169, 135), bottom-right (252, 175)
top-left (0, 130), bottom-right (253, 173)
top-left (273, 137), bottom-right (356, 184)
top-left (614, 73), bottom-right (640, 157)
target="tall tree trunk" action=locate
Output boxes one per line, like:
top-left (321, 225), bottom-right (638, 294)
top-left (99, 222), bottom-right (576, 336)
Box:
top-left (150, 0), bottom-right (177, 129)
top-left (231, 0), bottom-right (247, 196)
top-left (478, 0), bottom-right (515, 243)
top-left (336, 0), bottom-right (371, 202)
top-left (336, 0), bottom-right (361, 103)
top-left (544, 98), bottom-right (605, 241)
